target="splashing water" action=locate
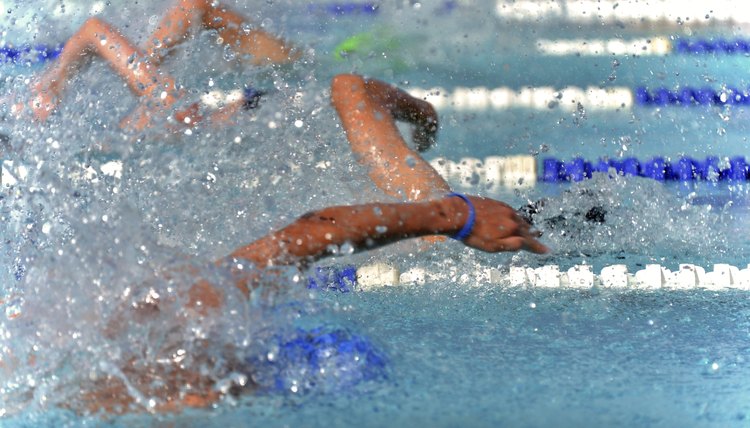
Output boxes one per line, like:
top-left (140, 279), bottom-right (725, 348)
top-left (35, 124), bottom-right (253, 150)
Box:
top-left (0, 26), bottom-right (390, 416)
top-left (509, 172), bottom-right (747, 269)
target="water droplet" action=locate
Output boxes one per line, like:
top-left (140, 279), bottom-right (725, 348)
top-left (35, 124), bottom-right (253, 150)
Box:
top-left (241, 22), bottom-right (253, 35)
top-left (222, 45), bottom-right (236, 61)
top-left (4, 295), bottom-right (24, 320)
top-left (341, 242), bottom-right (354, 254)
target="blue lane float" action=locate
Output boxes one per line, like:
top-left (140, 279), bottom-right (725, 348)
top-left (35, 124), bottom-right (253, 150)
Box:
top-left (307, 2), bottom-right (379, 15)
top-left (543, 156), bottom-right (750, 182)
top-left (674, 38), bottom-right (750, 55)
top-left (0, 45), bottom-right (62, 64)
top-left (634, 86), bottom-right (750, 107)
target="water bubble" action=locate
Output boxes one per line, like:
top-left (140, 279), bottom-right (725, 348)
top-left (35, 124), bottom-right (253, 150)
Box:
top-left (573, 102), bottom-right (587, 126)
top-left (4, 295), bottom-right (24, 320)
top-left (222, 45), bottom-right (236, 61)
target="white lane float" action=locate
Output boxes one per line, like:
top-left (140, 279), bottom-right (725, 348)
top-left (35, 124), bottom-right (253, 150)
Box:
top-left (359, 262), bottom-right (750, 291)
top-left (409, 86), bottom-right (633, 112)
top-left (495, 0), bottom-right (749, 25)
top-left (429, 155), bottom-right (538, 189)
top-left (537, 37), bottom-right (672, 56)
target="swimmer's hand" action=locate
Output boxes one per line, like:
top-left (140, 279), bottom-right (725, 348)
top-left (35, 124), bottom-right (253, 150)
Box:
top-left (456, 196), bottom-right (549, 254)
top-left (412, 115), bottom-right (438, 152)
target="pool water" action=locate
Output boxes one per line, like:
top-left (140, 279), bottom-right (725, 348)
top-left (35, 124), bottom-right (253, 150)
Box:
top-left (2, 0), bottom-right (750, 426)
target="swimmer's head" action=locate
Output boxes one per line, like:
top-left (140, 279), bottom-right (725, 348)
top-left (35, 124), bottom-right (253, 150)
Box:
top-left (243, 87), bottom-right (265, 110)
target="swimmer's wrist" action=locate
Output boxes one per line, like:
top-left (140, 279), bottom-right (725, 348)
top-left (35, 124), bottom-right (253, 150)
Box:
top-left (425, 196), bottom-right (473, 238)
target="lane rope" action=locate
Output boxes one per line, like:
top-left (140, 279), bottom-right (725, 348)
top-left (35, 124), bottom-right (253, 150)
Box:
top-left (307, 262), bottom-right (750, 291)
top-left (495, 0), bottom-right (750, 25)
top-left (543, 156), bottom-right (750, 182)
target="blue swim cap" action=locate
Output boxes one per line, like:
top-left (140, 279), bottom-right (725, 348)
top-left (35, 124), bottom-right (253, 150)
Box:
top-left (247, 326), bottom-right (387, 394)
top-left (243, 87), bottom-right (264, 110)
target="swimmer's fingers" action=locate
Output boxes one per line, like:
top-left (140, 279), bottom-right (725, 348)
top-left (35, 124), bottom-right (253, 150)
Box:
top-left (495, 236), bottom-right (550, 254)
top-left (518, 217), bottom-right (543, 238)
top-left (521, 235), bottom-right (550, 254)
top-left (510, 219), bottom-right (548, 253)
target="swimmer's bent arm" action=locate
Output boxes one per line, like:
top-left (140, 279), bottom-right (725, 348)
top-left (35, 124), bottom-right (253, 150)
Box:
top-left (224, 195), bottom-right (547, 291)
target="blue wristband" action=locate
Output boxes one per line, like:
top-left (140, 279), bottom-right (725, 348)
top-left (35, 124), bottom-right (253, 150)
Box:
top-left (447, 192), bottom-right (476, 241)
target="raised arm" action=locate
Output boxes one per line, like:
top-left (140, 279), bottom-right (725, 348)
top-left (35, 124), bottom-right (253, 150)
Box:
top-left (331, 74), bottom-right (449, 201)
top-left (144, 0), bottom-right (299, 64)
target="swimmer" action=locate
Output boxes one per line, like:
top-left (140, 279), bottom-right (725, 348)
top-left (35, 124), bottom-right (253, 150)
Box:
top-left (52, 74), bottom-right (547, 414)
top-left (3, 1), bottom-right (547, 413)
top-left (7, 0), bottom-right (299, 128)
top-left (517, 188), bottom-right (607, 232)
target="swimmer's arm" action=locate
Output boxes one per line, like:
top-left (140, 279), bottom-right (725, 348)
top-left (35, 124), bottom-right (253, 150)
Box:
top-left (144, 0), bottom-right (299, 64)
top-left (226, 195), bottom-right (547, 279)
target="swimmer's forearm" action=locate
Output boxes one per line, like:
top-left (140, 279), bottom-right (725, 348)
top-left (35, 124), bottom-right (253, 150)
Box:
top-left (364, 78), bottom-right (438, 128)
top-left (227, 198), bottom-right (468, 267)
